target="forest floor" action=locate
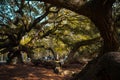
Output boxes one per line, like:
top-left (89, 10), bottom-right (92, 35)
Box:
top-left (0, 62), bottom-right (85, 80)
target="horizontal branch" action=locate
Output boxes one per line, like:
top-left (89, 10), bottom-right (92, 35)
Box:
top-left (72, 37), bottom-right (102, 52)
top-left (40, 0), bottom-right (94, 17)
top-left (0, 38), bottom-right (8, 42)
top-left (0, 41), bottom-right (18, 49)
top-left (0, 23), bottom-right (9, 27)
top-left (67, 37), bottom-right (102, 61)
top-left (40, 0), bottom-right (116, 26)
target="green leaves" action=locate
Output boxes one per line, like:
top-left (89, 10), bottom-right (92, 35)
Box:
top-left (31, 8), bottom-right (101, 58)
top-left (0, 1), bottom-right (101, 60)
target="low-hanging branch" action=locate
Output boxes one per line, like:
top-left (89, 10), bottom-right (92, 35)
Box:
top-left (67, 37), bottom-right (102, 61)
top-left (0, 41), bottom-right (18, 49)
top-left (40, 0), bottom-right (92, 17)
top-left (72, 37), bottom-right (102, 52)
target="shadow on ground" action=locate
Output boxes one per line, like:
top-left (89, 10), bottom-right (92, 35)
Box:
top-left (0, 63), bottom-right (82, 80)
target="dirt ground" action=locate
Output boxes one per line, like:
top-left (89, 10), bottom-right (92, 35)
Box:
top-left (0, 63), bottom-right (83, 80)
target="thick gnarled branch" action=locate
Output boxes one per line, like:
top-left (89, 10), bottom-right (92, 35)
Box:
top-left (40, 0), bottom-right (96, 17)
top-left (67, 37), bottom-right (102, 61)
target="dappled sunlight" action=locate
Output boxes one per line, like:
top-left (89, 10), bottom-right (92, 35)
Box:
top-left (0, 63), bottom-right (80, 80)
top-left (7, 65), bottom-right (16, 69)
top-left (1, 0), bottom-right (117, 80)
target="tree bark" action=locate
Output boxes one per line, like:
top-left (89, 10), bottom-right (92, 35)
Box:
top-left (91, 1), bottom-right (119, 54)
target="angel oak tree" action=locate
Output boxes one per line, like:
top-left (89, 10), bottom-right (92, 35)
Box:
top-left (40, 0), bottom-right (119, 54)
top-left (40, 0), bottom-right (120, 80)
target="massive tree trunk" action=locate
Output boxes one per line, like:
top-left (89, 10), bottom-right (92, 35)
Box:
top-left (7, 49), bottom-right (24, 64)
top-left (91, 0), bottom-right (119, 54)
top-left (41, 0), bottom-right (120, 80)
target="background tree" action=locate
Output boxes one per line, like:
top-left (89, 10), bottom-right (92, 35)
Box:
top-left (30, 8), bottom-right (101, 62)
top-left (0, 0), bottom-right (103, 64)
top-left (40, 0), bottom-right (119, 54)
top-left (0, 0), bottom-right (51, 63)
